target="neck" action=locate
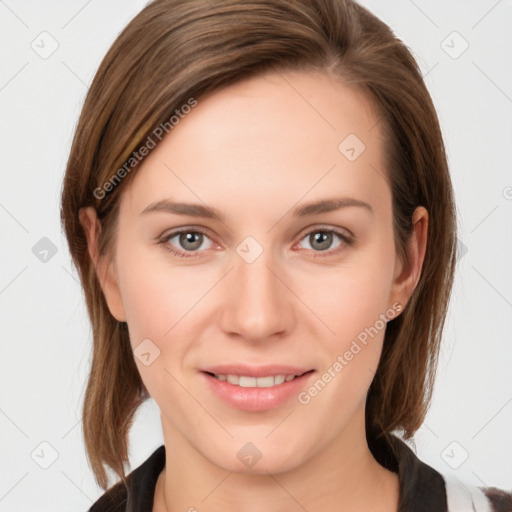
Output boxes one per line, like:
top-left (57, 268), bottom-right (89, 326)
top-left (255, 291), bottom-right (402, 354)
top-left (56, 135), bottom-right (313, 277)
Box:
top-left (154, 408), bottom-right (399, 512)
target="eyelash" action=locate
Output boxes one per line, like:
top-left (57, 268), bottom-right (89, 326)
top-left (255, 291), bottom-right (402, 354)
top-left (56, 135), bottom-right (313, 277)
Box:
top-left (157, 226), bottom-right (355, 260)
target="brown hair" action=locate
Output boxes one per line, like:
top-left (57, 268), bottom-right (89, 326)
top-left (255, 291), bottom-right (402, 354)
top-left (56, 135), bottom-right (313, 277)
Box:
top-left (60, 0), bottom-right (457, 490)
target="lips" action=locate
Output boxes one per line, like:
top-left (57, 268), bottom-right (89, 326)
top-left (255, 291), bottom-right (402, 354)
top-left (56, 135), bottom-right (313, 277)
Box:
top-left (200, 364), bottom-right (316, 411)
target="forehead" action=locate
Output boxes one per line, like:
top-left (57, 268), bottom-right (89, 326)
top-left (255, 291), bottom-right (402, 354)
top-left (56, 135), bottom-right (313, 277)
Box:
top-left (120, 70), bottom-right (389, 219)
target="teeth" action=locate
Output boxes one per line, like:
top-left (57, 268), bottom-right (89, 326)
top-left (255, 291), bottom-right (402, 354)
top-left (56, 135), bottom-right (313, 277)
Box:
top-left (226, 374), bottom-right (239, 385)
top-left (214, 374), bottom-right (298, 387)
top-left (239, 376), bottom-right (257, 387)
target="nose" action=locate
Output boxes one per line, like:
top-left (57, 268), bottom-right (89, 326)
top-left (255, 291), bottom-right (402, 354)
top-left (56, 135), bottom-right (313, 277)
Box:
top-left (219, 248), bottom-right (295, 343)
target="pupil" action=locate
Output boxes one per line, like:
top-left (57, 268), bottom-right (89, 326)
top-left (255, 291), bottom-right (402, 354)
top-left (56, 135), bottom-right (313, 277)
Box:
top-left (311, 231), bottom-right (332, 251)
top-left (180, 232), bottom-right (202, 250)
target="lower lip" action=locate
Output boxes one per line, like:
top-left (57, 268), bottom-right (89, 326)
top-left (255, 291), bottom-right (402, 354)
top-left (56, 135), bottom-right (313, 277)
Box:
top-left (201, 371), bottom-right (315, 411)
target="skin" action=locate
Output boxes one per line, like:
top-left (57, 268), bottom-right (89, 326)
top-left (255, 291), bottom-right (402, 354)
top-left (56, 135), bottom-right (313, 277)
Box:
top-left (80, 70), bottom-right (428, 511)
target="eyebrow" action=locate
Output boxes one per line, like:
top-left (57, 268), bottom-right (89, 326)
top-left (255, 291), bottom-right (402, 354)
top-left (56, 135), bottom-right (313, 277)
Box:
top-left (140, 197), bottom-right (373, 220)
top-left (292, 197), bottom-right (373, 217)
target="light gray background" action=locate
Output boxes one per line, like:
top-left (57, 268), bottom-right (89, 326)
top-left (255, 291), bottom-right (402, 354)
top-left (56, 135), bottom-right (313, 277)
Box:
top-left (1, 1), bottom-right (511, 510)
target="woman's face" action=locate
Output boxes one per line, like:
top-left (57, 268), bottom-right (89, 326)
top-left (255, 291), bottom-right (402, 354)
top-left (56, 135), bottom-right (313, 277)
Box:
top-left (90, 70), bottom-right (424, 474)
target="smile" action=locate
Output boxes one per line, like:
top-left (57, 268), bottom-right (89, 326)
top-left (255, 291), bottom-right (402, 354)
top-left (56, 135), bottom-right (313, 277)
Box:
top-left (201, 369), bottom-right (316, 411)
top-left (208, 373), bottom-right (302, 387)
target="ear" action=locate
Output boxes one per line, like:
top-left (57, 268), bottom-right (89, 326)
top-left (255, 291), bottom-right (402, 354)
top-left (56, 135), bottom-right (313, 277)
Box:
top-left (389, 206), bottom-right (428, 312)
top-left (78, 207), bottom-right (127, 322)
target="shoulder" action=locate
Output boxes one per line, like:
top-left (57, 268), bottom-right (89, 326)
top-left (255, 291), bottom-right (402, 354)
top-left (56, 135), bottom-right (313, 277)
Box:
top-left (88, 445), bottom-right (166, 512)
top-left (375, 433), bottom-right (512, 512)
top-left (444, 473), bottom-right (512, 512)
top-left (88, 481), bottom-right (127, 512)
top-left (482, 487), bottom-right (512, 511)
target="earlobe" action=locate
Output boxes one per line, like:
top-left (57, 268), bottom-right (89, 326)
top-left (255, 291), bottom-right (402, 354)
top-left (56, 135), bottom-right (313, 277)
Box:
top-left (78, 207), bottom-right (127, 322)
top-left (390, 206), bottom-right (429, 311)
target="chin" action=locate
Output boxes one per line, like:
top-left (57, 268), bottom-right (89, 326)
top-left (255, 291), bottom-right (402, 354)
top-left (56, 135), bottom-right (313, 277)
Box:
top-left (207, 442), bottom-right (305, 475)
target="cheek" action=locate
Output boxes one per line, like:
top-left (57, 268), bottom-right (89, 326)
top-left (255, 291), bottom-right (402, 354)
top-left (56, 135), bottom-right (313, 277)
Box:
top-left (302, 256), bottom-right (396, 347)
top-left (295, 270), bottom-right (396, 423)
top-left (115, 242), bottom-right (211, 344)
top-left (114, 250), bottom-right (200, 403)
top-left (114, 242), bottom-right (223, 396)
top-left (298, 239), bottom-right (397, 386)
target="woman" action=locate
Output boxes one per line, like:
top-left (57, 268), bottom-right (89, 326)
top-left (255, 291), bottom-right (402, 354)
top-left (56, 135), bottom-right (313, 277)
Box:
top-left (60, 0), bottom-right (512, 510)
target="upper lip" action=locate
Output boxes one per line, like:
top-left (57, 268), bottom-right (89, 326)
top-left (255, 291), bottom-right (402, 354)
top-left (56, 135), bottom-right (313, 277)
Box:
top-left (200, 364), bottom-right (314, 378)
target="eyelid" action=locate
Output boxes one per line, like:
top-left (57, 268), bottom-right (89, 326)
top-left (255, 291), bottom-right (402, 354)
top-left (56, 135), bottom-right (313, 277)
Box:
top-left (295, 223), bottom-right (355, 243)
top-left (293, 225), bottom-right (355, 258)
top-left (158, 225), bottom-right (216, 241)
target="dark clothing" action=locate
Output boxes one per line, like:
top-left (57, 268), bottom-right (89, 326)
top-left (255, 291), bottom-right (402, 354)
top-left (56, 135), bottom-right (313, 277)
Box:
top-left (89, 434), bottom-right (512, 511)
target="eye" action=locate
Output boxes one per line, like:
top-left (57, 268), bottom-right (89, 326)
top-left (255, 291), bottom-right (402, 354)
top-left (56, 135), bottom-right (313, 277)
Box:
top-left (158, 229), bottom-right (216, 258)
top-left (296, 228), bottom-right (353, 257)
top-left (158, 226), bottom-right (355, 260)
